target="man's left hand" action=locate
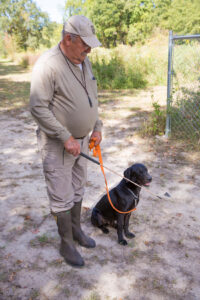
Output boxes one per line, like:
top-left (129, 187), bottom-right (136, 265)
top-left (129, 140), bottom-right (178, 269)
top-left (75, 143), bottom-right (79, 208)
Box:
top-left (90, 131), bottom-right (102, 146)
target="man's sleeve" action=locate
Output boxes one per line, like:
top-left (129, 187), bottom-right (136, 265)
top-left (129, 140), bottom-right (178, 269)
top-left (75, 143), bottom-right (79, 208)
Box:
top-left (30, 62), bottom-right (71, 143)
top-left (86, 58), bottom-right (103, 133)
top-left (93, 118), bottom-right (103, 132)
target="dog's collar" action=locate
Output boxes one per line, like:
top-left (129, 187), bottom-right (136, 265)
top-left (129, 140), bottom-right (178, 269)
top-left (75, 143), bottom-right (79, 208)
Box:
top-left (127, 188), bottom-right (139, 207)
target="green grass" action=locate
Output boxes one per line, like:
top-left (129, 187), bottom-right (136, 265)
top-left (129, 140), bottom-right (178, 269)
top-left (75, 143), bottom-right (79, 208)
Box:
top-left (29, 234), bottom-right (56, 247)
top-left (0, 60), bottom-right (30, 111)
top-left (0, 60), bottom-right (27, 75)
top-left (83, 291), bottom-right (101, 300)
top-left (0, 78), bottom-right (30, 110)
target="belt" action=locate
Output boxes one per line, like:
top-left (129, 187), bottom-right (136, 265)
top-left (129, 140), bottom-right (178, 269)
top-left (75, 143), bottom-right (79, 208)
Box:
top-left (75, 136), bottom-right (86, 139)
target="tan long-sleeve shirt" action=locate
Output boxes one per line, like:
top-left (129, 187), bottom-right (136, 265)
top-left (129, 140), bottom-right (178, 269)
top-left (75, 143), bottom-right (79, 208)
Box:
top-left (30, 44), bottom-right (102, 143)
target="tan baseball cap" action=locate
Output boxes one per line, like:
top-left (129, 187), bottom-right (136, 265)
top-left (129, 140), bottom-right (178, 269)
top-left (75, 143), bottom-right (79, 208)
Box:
top-left (63, 15), bottom-right (101, 48)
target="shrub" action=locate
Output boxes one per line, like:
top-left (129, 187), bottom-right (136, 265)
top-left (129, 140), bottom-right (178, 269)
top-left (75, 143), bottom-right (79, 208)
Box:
top-left (89, 40), bottom-right (168, 89)
top-left (140, 101), bottom-right (166, 137)
top-left (91, 55), bottom-right (147, 89)
top-left (19, 56), bottom-right (29, 68)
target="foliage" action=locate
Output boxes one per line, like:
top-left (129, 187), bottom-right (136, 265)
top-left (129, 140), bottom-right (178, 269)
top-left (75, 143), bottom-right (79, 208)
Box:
top-left (91, 54), bottom-right (147, 89)
top-left (19, 56), bottom-right (29, 68)
top-left (0, 0), bottom-right (53, 51)
top-left (64, 0), bottom-right (156, 47)
top-left (170, 86), bottom-right (200, 142)
top-left (86, 0), bottom-right (130, 47)
top-left (126, 0), bottom-right (155, 44)
top-left (64, 0), bottom-right (86, 17)
top-left (157, 0), bottom-right (200, 35)
top-left (64, 0), bottom-right (200, 47)
top-left (1, 0), bottom-right (199, 52)
top-left (89, 38), bottom-right (168, 89)
top-left (140, 101), bottom-right (166, 137)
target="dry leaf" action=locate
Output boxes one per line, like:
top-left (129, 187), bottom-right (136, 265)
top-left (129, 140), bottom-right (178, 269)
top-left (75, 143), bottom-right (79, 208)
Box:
top-left (31, 229), bottom-right (39, 234)
top-left (9, 272), bottom-right (16, 282)
top-left (5, 253), bottom-right (11, 259)
top-left (16, 260), bottom-right (23, 264)
top-left (176, 213), bottom-right (182, 217)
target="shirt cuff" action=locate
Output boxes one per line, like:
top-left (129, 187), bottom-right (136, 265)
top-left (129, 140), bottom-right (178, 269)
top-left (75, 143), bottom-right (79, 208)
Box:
top-left (93, 119), bottom-right (103, 132)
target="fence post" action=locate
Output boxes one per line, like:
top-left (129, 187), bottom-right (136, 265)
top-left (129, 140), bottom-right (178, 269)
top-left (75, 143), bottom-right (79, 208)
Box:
top-left (165, 30), bottom-right (173, 137)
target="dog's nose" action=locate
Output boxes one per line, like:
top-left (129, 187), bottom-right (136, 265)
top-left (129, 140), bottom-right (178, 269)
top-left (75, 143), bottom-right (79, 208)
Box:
top-left (148, 175), bottom-right (152, 182)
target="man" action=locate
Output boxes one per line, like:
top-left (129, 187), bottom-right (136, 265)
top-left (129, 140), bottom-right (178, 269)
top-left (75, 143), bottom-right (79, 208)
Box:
top-left (30, 15), bottom-right (102, 267)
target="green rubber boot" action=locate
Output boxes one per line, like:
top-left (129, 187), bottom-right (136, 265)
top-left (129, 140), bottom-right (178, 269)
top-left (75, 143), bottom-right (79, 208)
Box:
top-left (55, 210), bottom-right (84, 267)
top-left (71, 200), bottom-right (96, 248)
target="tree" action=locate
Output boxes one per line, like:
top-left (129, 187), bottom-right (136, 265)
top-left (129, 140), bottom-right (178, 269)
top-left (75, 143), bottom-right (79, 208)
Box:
top-left (0, 0), bottom-right (53, 50)
top-left (63, 0), bottom-right (200, 48)
top-left (86, 0), bottom-right (129, 47)
top-left (154, 0), bottom-right (200, 35)
top-left (126, 0), bottom-right (155, 44)
top-left (64, 0), bottom-right (157, 47)
top-left (64, 0), bottom-right (86, 17)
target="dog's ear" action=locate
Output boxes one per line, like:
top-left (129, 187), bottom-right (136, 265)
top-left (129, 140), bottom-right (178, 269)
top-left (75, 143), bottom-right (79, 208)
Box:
top-left (124, 167), bottom-right (131, 179)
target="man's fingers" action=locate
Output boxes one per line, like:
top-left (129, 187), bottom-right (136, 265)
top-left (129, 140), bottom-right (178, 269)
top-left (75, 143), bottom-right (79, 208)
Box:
top-left (90, 131), bottom-right (102, 146)
top-left (64, 136), bottom-right (80, 156)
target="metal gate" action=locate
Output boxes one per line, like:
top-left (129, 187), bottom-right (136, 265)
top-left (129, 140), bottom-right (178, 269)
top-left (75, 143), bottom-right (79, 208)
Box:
top-left (165, 31), bottom-right (200, 142)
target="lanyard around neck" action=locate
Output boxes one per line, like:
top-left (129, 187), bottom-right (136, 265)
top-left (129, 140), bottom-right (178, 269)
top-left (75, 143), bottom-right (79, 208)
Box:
top-left (59, 44), bottom-right (93, 107)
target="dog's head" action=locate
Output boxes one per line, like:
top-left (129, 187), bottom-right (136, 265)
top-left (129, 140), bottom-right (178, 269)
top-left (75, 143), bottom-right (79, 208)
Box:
top-left (124, 163), bottom-right (152, 187)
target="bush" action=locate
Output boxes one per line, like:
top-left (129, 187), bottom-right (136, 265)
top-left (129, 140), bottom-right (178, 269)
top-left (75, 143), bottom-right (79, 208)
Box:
top-left (89, 38), bottom-right (168, 90)
top-left (91, 55), bottom-right (147, 89)
top-left (19, 56), bottom-right (29, 68)
top-left (140, 101), bottom-right (166, 137)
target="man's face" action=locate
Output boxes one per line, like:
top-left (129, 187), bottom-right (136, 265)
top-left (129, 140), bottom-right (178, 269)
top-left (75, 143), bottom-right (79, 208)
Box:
top-left (69, 36), bottom-right (91, 64)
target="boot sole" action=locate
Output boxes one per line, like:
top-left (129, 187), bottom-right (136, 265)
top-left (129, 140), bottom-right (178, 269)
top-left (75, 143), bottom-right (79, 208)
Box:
top-left (77, 242), bottom-right (96, 248)
top-left (74, 237), bottom-right (96, 248)
top-left (60, 250), bottom-right (85, 268)
top-left (63, 258), bottom-right (85, 268)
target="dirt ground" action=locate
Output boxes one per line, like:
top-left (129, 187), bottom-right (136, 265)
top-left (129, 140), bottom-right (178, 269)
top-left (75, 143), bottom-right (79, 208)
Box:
top-left (0, 63), bottom-right (200, 300)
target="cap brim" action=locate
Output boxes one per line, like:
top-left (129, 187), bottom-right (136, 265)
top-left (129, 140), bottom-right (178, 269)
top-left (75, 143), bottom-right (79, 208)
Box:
top-left (81, 35), bottom-right (101, 48)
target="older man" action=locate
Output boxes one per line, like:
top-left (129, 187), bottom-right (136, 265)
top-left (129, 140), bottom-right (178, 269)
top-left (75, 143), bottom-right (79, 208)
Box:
top-left (30, 15), bottom-right (102, 267)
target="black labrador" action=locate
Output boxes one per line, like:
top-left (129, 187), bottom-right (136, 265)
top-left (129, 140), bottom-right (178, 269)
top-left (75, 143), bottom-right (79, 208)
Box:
top-left (91, 163), bottom-right (152, 245)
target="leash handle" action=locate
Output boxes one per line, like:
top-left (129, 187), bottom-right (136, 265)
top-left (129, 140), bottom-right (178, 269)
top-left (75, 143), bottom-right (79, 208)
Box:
top-left (80, 152), bottom-right (100, 165)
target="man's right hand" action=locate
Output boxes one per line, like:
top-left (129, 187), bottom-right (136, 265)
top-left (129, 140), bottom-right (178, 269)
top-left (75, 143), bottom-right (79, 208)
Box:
top-left (64, 136), bottom-right (80, 156)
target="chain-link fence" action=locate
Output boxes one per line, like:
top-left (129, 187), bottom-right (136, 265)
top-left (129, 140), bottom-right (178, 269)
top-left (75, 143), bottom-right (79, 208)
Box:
top-left (165, 31), bottom-right (200, 142)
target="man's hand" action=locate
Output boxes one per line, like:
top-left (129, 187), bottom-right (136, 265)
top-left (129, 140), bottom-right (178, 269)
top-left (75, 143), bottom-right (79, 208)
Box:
top-left (90, 131), bottom-right (102, 146)
top-left (64, 136), bottom-right (80, 156)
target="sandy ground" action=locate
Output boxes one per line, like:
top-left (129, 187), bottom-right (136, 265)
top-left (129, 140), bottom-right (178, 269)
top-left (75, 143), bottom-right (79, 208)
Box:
top-left (0, 72), bottom-right (200, 300)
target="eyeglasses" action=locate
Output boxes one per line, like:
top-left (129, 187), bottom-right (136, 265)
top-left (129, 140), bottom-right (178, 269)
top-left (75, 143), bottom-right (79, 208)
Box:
top-left (76, 36), bottom-right (90, 49)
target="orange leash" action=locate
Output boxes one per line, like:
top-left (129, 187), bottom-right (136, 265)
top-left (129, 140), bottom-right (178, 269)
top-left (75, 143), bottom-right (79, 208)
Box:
top-left (89, 139), bottom-right (136, 214)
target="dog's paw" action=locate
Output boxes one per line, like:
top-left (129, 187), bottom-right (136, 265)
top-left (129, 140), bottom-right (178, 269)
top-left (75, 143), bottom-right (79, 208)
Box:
top-left (101, 227), bottom-right (109, 234)
top-left (119, 239), bottom-right (128, 246)
top-left (125, 232), bottom-right (135, 239)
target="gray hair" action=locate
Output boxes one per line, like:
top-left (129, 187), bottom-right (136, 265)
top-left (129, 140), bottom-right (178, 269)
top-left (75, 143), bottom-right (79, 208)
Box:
top-left (62, 30), bottom-right (78, 41)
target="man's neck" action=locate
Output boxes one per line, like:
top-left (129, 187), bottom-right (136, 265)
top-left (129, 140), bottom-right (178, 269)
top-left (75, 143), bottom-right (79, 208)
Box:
top-left (59, 41), bottom-right (83, 65)
top-left (59, 42), bottom-right (71, 61)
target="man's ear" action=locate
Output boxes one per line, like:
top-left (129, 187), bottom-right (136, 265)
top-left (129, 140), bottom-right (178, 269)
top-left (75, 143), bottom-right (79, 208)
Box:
top-left (64, 34), bottom-right (73, 46)
top-left (124, 167), bottom-right (131, 179)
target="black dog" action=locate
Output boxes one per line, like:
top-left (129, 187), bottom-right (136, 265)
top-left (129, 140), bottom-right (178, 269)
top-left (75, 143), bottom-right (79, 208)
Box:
top-left (91, 163), bottom-right (152, 245)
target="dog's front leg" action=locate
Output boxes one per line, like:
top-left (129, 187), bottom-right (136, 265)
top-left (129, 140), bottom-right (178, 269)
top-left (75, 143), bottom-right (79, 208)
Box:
top-left (124, 213), bottom-right (135, 238)
top-left (117, 215), bottom-right (127, 245)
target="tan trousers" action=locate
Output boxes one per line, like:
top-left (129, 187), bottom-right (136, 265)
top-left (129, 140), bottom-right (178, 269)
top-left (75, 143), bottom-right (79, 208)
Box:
top-left (37, 129), bottom-right (88, 213)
